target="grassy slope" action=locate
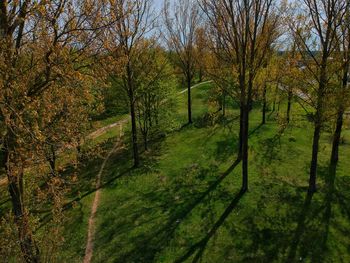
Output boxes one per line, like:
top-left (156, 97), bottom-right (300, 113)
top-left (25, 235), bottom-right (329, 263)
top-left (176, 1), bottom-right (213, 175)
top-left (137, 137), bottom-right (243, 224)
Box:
top-left (59, 83), bottom-right (350, 262)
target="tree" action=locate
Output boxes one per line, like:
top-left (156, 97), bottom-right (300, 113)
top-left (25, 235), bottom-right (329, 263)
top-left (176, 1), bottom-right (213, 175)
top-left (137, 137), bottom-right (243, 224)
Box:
top-left (329, 2), bottom-right (350, 176)
top-left (202, 0), bottom-right (279, 191)
top-left (194, 27), bottom-right (209, 82)
top-left (163, 0), bottom-right (200, 124)
top-left (105, 0), bottom-right (155, 167)
top-left (135, 42), bottom-right (176, 151)
top-left (290, 0), bottom-right (348, 193)
top-left (0, 1), bottom-right (107, 261)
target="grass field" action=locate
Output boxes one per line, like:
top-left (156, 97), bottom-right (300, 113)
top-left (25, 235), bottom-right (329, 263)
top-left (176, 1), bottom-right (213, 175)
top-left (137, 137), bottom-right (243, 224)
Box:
top-left (48, 83), bottom-right (350, 262)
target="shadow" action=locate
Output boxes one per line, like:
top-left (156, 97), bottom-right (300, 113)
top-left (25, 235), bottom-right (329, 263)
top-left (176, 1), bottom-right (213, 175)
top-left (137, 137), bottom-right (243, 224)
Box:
top-left (93, 159), bottom-right (241, 262)
top-left (286, 191), bottom-right (314, 262)
top-left (175, 189), bottom-right (246, 263)
top-left (258, 134), bottom-right (283, 163)
top-left (248, 123), bottom-right (263, 137)
top-left (35, 166), bottom-right (133, 233)
top-left (214, 135), bottom-right (239, 162)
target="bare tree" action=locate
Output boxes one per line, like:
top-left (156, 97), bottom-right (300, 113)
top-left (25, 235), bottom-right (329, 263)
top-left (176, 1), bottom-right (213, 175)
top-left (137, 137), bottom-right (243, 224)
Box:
top-left (105, 0), bottom-right (155, 167)
top-left (290, 0), bottom-right (348, 193)
top-left (330, 0), bottom-right (350, 176)
top-left (201, 0), bottom-right (278, 191)
top-left (163, 0), bottom-right (200, 124)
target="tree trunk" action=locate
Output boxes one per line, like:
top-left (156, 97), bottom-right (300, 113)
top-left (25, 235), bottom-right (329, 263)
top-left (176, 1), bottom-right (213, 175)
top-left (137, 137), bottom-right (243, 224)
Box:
top-left (329, 109), bottom-right (344, 175)
top-left (143, 134), bottom-right (148, 151)
top-left (286, 89), bottom-right (292, 123)
top-left (130, 94), bottom-right (140, 167)
top-left (238, 105), bottom-right (243, 160)
top-left (241, 104), bottom-right (249, 192)
top-left (262, 84), bottom-right (267, 124)
top-left (309, 62), bottom-right (327, 193)
top-left (272, 82), bottom-right (278, 112)
top-left (309, 120), bottom-right (321, 193)
top-left (222, 92), bottom-right (226, 117)
top-left (49, 145), bottom-right (56, 176)
top-left (126, 62), bottom-right (140, 167)
top-left (187, 76), bottom-right (192, 124)
top-left (4, 133), bottom-right (40, 263)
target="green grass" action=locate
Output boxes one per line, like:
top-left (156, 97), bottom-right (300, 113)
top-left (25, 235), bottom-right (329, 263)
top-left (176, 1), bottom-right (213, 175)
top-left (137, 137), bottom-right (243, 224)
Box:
top-left (55, 84), bottom-right (350, 262)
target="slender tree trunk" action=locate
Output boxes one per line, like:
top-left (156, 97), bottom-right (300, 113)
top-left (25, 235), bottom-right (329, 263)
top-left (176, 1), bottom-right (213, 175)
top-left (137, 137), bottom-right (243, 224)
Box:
top-left (4, 133), bottom-right (40, 263)
top-left (272, 82), bottom-right (278, 112)
top-left (49, 145), bottom-right (56, 175)
top-left (143, 134), bottom-right (148, 151)
top-left (129, 94), bottom-right (139, 167)
top-left (241, 104), bottom-right (249, 192)
top-left (187, 75), bottom-right (192, 124)
top-left (262, 84), bottom-right (267, 124)
top-left (309, 120), bottom-right (321, 193)
top-left (126, 62), bottom-right (140, 167)
top-left (309, 63), bottom-right (327, 193)
top-left (286, 89), bottom-right (292, 123)
top-left (330, 41), bottom-right (350, 175)
top-left (329, 109), bottom-right (344, 175)
top-left (237, 106), bottom-right (243, 160)
top-left (222, 91), bottom-right (226, 116)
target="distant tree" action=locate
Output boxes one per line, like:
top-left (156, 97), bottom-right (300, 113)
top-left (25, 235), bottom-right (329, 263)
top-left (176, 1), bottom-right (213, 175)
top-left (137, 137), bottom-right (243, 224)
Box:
top-left (194, 27), bottom-right (209, 82)
top-left (202, 0), bottom-right (279, 191)
top-left (135, 43), bottom-right (176, 150)
top-left (163, 0), bottom-right (201, 124)
top-left (104, 0), bottom-right (155, 167)
top-left (281, 43), bottom-right (301, 123)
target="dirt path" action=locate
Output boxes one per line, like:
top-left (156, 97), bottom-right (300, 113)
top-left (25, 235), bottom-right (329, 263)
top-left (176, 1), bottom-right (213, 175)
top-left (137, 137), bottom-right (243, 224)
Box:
top-left (82, 81), bottom-right (212, 262)
top-left (83, 124), bottom-right (124, 263)
top-left (178, 80), bottom-right (213, 94)
top-left (87, 80), bottom-right (213, 140)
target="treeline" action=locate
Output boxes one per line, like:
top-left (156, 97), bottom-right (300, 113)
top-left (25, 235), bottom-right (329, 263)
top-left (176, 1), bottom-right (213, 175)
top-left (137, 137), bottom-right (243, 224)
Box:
top-left (0, 0), bottom-right (350, 262)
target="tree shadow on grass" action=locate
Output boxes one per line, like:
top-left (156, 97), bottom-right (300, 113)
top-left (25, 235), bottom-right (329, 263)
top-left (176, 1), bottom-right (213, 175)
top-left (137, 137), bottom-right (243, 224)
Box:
top-left (175, 189), bottom-right (246, 263)
top-left (93, 159), bottom-right (241, 262)
top-left (35, 138), bottom-right (133, 231)
top-left (284, 165), bottom-right (350, 262)
top-left (286, 191), bottom-right (314, 262)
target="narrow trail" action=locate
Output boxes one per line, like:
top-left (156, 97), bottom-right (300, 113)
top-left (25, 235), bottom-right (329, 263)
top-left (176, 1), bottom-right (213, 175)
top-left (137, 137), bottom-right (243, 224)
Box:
top-left (87, 80), bottom-right (213, 140)
top-left (82, 80), bottom-right (212, 262)
top-left (83, 124), bottom-right (124, 263)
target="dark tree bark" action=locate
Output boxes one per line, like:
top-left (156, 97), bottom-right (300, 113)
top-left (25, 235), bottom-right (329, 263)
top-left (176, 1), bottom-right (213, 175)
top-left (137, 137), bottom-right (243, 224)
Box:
top-left (309, 121), bottom-right (321, 193)
top-left (262, 84), bottom-right (267, 124)
top-left (272, 82), bottom-right (278, 112)
top-left (48, 144), bottom-right (56, 175)
top-left (309, 63), bottom-right (327, 193)
top-left (329, 109), bottom-right (344, 174)
top-left (241, 104), bottom-right (249, 192)
top-left (286, 89), bottom-right (293, 123)
top-left (238, 105), bottom-right (243, 160)
top-left (222, 91), bottom-right (226, 116)
top-left (129, 87), bottom-right (140, 167)
top-left (199, 67), bottom-right (203, 83)
top-left (187, 75), bottom-right (192, 124)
